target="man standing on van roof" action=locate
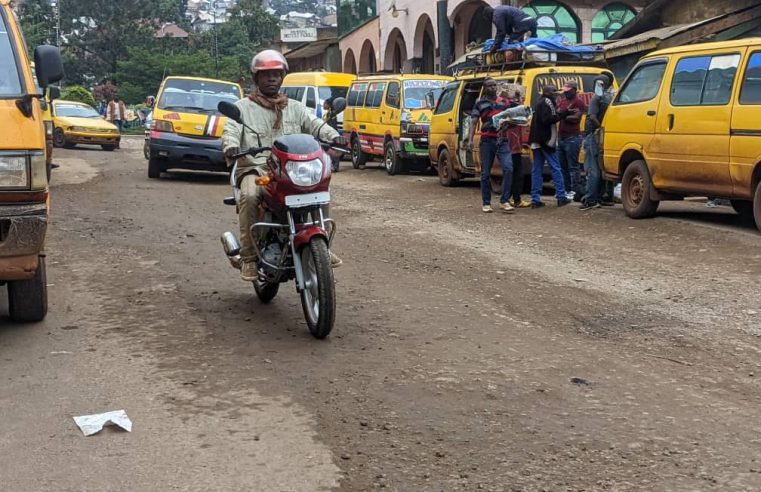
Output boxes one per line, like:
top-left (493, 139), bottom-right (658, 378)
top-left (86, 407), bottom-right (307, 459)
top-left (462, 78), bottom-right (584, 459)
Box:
top-left (556, 80), bottom-right (587, 201)
top-left (529, 84), bottom-right (576, 208)
top-left (222, 50), bottom-right (345, 281)
top-left (483, 5), bottom-right (538, 53)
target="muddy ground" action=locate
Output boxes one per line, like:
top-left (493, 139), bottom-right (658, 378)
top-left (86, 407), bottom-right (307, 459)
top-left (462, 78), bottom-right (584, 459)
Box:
top-left (1, 137), bottom-right (760, 491)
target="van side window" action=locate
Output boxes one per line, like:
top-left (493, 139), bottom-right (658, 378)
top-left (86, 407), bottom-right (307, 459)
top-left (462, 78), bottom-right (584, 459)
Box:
top-left (366, 82), bottom-right (386, 108)
top-left (740, 52), bottom-right (761, 105)
top-left (356, 83), bottom-right (369, 107)
top-left (347, 83), bottom-right (363, 106)
top-left (306, 87), bottom-right (316, 109)
top-left (671, 54), bottom-right (740, 106)
top-left (386, 82), bottom-right (400, 108)
top-left (435, 86), bottom-right (458, 114)
top-left (615, 62), bottom-right (667, 105)
top-left (282, 86), bottom-right (305, 102)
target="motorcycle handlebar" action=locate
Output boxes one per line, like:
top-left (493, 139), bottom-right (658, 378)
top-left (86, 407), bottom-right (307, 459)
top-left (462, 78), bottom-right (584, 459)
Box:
top-left (230, 146), bottom-right (271, 160)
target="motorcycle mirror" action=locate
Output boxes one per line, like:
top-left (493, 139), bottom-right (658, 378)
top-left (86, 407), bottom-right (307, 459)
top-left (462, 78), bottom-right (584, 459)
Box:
top-left (218, 101), bottom-right (242, 123)
top-left (331, 97), bottom-right (347, 115)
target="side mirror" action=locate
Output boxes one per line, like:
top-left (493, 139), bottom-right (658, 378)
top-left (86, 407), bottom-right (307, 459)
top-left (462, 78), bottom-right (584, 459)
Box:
top-left (331, 97), bottom-right (347, 115)
top-left (48, 85), bottom-right (61, 101)
top-left (218, 101), bottom-right (242, 123)
top-left (425, 91), bottom-right (435, 110)
top-left (33, 45), bottom-right (64, 89)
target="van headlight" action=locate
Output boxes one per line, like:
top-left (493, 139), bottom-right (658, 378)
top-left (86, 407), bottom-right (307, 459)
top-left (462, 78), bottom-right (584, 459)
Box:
top-left (286, 159), bottom-right (323, 187)
top-left (0, 154), bottom-right (29, 189)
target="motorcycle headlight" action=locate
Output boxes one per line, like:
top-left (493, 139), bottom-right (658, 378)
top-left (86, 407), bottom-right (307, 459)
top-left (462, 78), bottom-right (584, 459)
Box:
top-left (0, 154), bottom-right (29, 189)
top-left (286, 158), bottom-right (323, 187)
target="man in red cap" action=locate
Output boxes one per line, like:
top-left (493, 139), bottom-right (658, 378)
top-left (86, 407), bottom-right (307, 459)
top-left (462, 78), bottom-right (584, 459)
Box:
top-left (555, 80), bottom-right (587, 201)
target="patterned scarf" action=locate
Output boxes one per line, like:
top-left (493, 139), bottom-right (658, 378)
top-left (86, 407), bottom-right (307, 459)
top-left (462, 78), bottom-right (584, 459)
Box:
top-left (249, 89), bottom-right (289, 129)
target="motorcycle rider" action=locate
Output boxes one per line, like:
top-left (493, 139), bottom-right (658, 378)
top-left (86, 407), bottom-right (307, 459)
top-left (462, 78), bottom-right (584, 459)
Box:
top-left (222, 50), bottom-right (345, 281)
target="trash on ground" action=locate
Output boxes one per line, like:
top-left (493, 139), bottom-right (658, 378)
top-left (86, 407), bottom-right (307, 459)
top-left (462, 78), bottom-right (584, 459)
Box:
top-left (73, 410), bottom-right (132, 436)
top-left (570, 377), bottom-right (590, 386)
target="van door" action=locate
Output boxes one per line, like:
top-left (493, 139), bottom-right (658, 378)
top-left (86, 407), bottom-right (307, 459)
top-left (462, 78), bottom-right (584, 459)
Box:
top-left (429, 81), bottom-right (461, 165)
top-left (650, 52), bottom-right (742, 195)
top-left (383, 81), bottom-right (401, 139)
top-left (363, 81), bottom-right (386, 156)
top-left (730, 50), bottom-right (761, 199)
top-left (460, 80), bottom-right (485, 172)
top-left (603, 60), bottom-right (668, 180)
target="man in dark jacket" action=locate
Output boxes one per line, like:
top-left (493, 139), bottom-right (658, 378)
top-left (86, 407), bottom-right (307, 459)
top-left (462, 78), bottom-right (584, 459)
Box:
top-left (483, 6), bottom-right (538, 53)
top-left (528, 85), bottom-right (576, 208)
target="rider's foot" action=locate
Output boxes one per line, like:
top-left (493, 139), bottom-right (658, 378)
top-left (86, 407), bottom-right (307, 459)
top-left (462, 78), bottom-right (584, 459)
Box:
top-left (330, 251), bottom-right (343, 268)
top-left (241, 261), bottom-right (258, 281)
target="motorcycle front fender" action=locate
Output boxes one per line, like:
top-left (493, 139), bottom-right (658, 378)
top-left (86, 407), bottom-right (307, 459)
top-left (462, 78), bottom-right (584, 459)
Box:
top-left (293, 226), bottom-right (328, 251)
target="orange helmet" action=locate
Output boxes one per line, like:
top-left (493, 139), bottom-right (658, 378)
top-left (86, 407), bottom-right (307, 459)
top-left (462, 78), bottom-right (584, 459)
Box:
top-left (251, 50), bottom-right (289, 76)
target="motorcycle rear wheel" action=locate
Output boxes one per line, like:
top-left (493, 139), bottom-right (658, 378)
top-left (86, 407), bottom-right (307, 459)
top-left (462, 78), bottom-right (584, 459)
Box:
top-left (253, 277), bottom-right (279, 303)
top-left (299, 237), bottom-right (335, 339)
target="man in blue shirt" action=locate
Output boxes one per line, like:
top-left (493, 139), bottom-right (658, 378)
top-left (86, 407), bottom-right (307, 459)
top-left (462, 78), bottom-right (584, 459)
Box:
top-left (483, 5), bottom-right (538, 53)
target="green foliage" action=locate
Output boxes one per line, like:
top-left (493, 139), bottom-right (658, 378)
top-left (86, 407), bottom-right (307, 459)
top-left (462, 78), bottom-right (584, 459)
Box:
top-left (17, 0), bottom-right (278, 104)
top-left (16, 0), bottom-right (55, 56)
top-left (61, 86), bottom-right (97, 107)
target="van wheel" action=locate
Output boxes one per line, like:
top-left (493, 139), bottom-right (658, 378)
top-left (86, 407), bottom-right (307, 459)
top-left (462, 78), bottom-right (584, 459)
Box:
top-left (8, 256), bottom-right (48, 322)
top-left (437, 149), bottom-right (458, 187)
top-left (731, 199), bottom-right (753, 218)
top-left (53, 128), bottom-right (65, 148)
top-left (351, 137), bottom-right (366, 169)
top-left (148, 158), bottom-right (164, 179)
top-left (621, 160), bottom-right (659, 219)
top-left (753, 181), bottom-right (761, 233)
top-left (101, 144), bottom-right (116, 151)
top-left (384, 140), bottom-right (402, 175)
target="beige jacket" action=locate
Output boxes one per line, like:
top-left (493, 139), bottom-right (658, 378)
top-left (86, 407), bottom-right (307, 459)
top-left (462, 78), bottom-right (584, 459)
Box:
top-left (222, 97), bottom-right (339, 175)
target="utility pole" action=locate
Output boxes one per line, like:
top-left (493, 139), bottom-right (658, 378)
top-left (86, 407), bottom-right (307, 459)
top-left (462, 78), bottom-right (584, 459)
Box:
top-left (212, 0), bottom-right (219, 78)
top-left (51, 0), bottom-right (61, 46)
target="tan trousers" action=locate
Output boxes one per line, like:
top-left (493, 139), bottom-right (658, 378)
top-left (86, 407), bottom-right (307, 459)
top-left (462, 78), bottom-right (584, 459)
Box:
top-left (238, 173), bottom-right (264, 262)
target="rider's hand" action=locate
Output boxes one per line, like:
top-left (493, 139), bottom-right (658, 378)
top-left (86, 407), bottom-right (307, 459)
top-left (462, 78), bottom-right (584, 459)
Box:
top-left (332, 136), bottom-right (348, 147)
top-left (464, 140), bottom-right (472, 152)
top-left (224, 146), bottom-right (240, 159)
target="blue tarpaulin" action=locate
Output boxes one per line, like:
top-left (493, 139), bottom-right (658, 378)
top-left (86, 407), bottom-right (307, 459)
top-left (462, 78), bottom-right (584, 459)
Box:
top-left (483, 34), bottom-right (601, 59)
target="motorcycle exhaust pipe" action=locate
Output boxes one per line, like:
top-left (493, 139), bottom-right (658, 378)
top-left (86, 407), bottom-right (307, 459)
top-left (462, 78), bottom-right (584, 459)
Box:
top-left (221, 232), bottom-right (242, 269)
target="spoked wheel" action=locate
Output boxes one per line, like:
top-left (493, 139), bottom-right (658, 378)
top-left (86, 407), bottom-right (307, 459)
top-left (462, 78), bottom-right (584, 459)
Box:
top-left (253, 277), bottom-right (279, 303)
top-left (299, 237), bottom-right (335, 339)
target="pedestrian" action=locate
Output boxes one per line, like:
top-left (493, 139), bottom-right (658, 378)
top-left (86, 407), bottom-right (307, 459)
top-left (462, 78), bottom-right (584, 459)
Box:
top-left (106, 95), bottom-right (127, 133)
top-left (528, 84), bottom-right (576, 208)
top-left (500, 89), bottom-right (530, 208)
top-left (580, 74), bottom-right (615, 210)
top-left (483, 5), bottom-right (538, 53)
top-left (556, 81), bottom-right (587, 202)
top-left (465, 79), bottom-right (515, 214)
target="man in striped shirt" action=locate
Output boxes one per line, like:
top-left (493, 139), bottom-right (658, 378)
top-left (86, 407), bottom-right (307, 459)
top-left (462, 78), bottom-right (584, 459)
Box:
top-left (465, 78), bottom-right (516, 214)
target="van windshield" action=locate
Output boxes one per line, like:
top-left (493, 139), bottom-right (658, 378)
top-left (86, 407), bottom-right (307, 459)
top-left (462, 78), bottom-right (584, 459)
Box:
top-left (55, 103), bottom-right (100, 118)
top-left (0, 12), bottom-right (23, 97)
top-left (158, 79), bottom-right (241, 114)
top-left (403, 80), bottom-right (446, 109)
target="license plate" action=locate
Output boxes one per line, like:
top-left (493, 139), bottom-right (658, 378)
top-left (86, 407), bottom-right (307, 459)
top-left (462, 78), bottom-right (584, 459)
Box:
top-left (285, 191), bottom-right (330, 208)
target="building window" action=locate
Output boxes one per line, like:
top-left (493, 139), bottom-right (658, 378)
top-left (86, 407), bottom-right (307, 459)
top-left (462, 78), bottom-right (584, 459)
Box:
top-left (338, 0), bottom-right (377, 37)
top-left (522, 1), bottom-right (580, 43)
top-left (592, 3), bottom-right (636, 42)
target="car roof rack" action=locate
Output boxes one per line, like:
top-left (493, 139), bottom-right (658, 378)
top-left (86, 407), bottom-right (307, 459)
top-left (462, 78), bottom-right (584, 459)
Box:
top-left (453, 49), bottom-right (609, 77)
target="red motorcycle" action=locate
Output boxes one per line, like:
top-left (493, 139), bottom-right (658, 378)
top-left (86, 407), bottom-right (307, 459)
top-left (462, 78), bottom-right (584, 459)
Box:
top-left (218, 100), bottom-right (348, 339)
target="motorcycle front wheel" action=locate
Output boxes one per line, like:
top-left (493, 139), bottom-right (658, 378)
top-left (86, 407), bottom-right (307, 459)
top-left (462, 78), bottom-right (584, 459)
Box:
top-left (299, 237), bottom-right (335, 339)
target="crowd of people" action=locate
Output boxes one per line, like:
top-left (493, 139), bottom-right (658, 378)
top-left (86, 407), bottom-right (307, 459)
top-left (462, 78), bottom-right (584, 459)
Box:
top-left (467, 73), bottom-right (618, 213)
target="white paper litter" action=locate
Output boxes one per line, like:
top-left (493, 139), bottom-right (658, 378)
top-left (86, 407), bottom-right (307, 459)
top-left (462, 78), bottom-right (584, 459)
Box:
top-left (73, 410), bottom-right (132, 436)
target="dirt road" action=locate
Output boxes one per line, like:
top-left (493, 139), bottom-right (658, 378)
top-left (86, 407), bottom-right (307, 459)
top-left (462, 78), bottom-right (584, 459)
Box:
top-left (1, 138), bottom-right (760, 491)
